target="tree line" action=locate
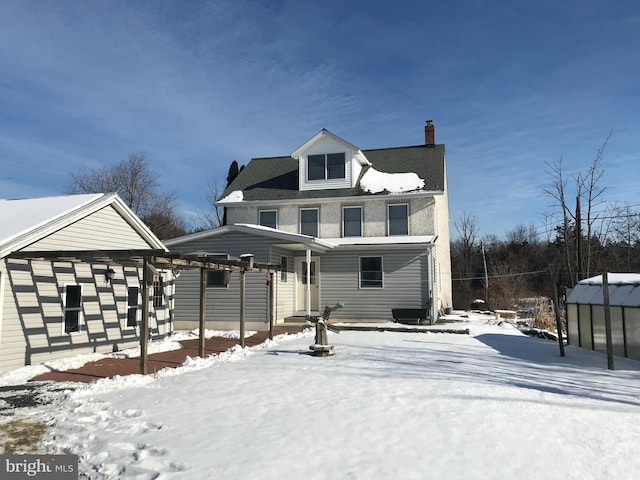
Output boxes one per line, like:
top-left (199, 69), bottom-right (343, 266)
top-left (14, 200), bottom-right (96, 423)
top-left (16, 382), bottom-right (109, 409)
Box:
top-left (64, 154), bottom-right (242, 240)
top-left (451, 136), bottom-right (640, 310)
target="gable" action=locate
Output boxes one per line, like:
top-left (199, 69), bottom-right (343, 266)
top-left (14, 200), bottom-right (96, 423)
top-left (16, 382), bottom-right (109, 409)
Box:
top-left (21, 205), bottom-right (154, 252)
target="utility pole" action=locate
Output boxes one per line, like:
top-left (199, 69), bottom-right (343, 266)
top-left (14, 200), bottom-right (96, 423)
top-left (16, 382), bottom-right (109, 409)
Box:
top-left (481, 241), bottom-right (488, 304)
top-left (549, 264), bottom-right (565, 357)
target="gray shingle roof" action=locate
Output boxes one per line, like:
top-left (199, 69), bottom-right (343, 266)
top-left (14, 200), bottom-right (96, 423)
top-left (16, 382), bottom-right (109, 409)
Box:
top-left (221, 144), bottom-right (445, 202)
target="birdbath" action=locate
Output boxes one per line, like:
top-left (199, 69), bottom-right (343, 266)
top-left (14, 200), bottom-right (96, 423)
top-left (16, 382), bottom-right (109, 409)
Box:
top-left (308, 303), bottom-right (343, 357)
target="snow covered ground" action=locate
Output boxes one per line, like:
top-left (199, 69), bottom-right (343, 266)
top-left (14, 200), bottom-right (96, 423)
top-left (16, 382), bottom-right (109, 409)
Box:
top-left (4, 313), bottom-right (640, 479)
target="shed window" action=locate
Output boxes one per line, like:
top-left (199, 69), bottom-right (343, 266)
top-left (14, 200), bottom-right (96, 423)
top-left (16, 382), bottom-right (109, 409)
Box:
top-left (127, 287), bottom-right (139, 327)
top-left (360, 257), bottom-right (383, 289)
top-left (64, 285), bottom-right (82, 333)
top-left (153, 275), bottom-right (164, 307)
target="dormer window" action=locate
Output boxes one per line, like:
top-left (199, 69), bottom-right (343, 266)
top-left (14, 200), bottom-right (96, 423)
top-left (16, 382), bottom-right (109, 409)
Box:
top-left (307, 153), bottom-right (345, 181)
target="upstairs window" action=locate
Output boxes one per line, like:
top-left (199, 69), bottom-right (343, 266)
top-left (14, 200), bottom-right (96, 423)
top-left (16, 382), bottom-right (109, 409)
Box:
top-left (259, 210), bottom-right (277, 229)
top-left (388, 204), bottom-right (409, 236)
top-left (63, 285), bottom-right (82, 333)
top-left (300, 208), bottom-right (319, 237)
top-left (343, 206), bottom-right (362, 237)
top-left (308, 153), bottom-right (345, 181)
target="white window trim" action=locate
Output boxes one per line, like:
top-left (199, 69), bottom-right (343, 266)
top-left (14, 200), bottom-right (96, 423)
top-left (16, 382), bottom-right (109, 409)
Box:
top-left (259, 209), bottom-right (278, 229)
top-left (359, 256), bottom-right (384, 289)
top-left (62, 283), bottom-right (83, 335)
top-left (387, 203), bottom-right (410, 236)
top-left (307, 153), bottom-right (346, 181)
top-left (342, 206), bottom-right (363, 237)
top-left (299, 208), bottom-right (319, 237)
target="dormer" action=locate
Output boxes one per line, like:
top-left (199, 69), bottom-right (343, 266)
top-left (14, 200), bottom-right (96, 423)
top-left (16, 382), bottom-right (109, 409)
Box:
top-left (291, 129), bottom-right (371, 192)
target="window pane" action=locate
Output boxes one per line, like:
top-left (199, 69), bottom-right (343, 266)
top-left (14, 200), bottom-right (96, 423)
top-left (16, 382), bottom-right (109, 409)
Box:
top-left (127, 287), bottom-right (139, 307)
top-left (360, 257), bottom-right (383, 288)
top-left (153, 276), bottom-right (164, 307)
top-left (280, 256), bottom-right (288, 282)
top-left (65, 310), bottom-right (80, 333)
top-left (259, 211), bottom-right (277, 229)
top-left (389, 204), bottom-right (409, 235)
top-left (207, 270), bottom-right (227, 287)
top-left (343, 207), bottom-right (362, 237)
top-left (308, 155), bottom-right (325, 180)
top-left (300, 209), bottom-right (318, 237)
top-left (327, 153), bottom-right (345, 179)
top-left (302, 261), bottom-right (316, 285)
top-left (127, 307), bottom-right (138, 327)
top-left (66, 285), bottom-right (82, 308)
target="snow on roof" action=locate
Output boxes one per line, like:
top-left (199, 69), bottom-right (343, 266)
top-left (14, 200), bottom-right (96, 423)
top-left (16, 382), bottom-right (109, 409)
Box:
top-left (0, 193), bottom-right (104, 247)
top-left (217, 190), bottom-right (244, 204)
top-left (567, 273), bottom-right (640, 307)
top-left (360, 167), bottom-right (425, 194)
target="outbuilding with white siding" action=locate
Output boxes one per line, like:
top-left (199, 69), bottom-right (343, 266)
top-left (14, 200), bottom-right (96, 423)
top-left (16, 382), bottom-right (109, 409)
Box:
top-left (0, 193), bottom-right (172, 372)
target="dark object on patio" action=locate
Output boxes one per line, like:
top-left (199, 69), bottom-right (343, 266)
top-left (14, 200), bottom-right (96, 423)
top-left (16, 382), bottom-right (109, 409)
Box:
top-left (307, 303), bottom-right (343, 357)
top-left (391, 308), bottom-right (429, 325)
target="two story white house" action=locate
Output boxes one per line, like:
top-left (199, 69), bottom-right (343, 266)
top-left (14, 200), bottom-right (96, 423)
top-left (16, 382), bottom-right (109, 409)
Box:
top-left (166, 122), bottom-right (452, 329)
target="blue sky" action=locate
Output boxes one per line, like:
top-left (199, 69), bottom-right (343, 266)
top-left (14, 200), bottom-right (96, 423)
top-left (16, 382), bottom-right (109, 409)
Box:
top-left (1, 0), bottom-right (639, 238)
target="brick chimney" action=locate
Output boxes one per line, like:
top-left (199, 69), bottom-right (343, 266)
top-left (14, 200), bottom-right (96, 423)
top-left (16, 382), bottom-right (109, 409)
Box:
top-left (425, 120), bottom-right (435, 146)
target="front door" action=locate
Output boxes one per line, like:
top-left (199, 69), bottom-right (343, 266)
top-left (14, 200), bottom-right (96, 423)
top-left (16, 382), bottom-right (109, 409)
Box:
top-left (295, 257), bottom-right (320, 313)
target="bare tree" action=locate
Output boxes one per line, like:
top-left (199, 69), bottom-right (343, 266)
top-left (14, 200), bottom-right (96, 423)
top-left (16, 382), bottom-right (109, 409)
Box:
top-left (198, 178), bottom-right (225, 230)
top-left (543, 156), bottom-right (577, 283)
top-left (64, 152), bottom-right (186, 239)
top-left (451, 212), bottom-right (480, 308)
top-left (577, 133), bottom-right (610, 277)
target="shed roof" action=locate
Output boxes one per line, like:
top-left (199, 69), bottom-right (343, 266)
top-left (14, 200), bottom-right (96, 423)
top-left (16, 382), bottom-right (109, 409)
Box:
top-left (566, 274), bottom-right (640, 307)
top-left (0, 193), bottom-right (167, 259)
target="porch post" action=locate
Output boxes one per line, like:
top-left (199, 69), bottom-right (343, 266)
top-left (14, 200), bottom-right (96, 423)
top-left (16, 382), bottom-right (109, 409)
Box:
top-left (240, 268), bottom-right (246, 347)
top-left (140, 257), bottom-right (150, 375)
top-left (427, 247), bottom-right (435, 324)
top-left (199, 268), bottom-right (207, 358)
top-left (305, 248), bottom-right (311, 317)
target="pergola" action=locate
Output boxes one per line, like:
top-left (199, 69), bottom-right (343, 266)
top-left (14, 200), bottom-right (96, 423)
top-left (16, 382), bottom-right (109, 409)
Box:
top-left (9, 249), bottom-right (281, 374)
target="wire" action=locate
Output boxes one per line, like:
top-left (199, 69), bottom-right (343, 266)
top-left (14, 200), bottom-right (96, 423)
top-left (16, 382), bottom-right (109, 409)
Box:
top-left (452, 270), bottom-right (548, 282)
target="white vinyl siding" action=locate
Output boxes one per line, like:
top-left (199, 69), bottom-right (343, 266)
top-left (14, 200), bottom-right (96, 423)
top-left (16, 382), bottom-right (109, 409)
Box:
top-left (22, 205), bottom-right (151, 251)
